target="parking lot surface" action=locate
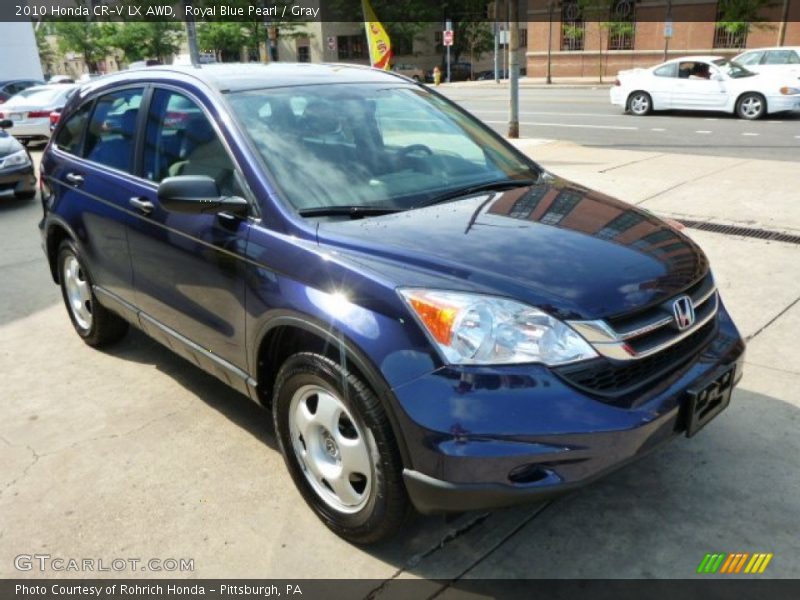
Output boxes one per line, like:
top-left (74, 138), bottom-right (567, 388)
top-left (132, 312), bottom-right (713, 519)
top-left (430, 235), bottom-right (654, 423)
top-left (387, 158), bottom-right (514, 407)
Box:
top-left (1, 143), bottom-right (798, 583)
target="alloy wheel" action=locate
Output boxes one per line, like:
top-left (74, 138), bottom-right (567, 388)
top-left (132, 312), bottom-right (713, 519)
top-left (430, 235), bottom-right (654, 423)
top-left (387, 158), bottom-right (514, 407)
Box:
top-left (629, 93), bottom-right (650, 115)
top-left (739, 96), bottom-right (763, 119)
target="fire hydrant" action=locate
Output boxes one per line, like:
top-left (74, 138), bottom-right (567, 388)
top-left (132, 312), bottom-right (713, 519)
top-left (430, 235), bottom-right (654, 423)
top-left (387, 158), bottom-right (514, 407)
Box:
top-left (433, 66), bottom-right (442, 86)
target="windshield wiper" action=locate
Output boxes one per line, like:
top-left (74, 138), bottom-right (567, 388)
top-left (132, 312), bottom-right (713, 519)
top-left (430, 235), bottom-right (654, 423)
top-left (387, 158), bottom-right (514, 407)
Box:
top-left (298, 206), bottom-right (403, 219)
top-left (416, 179), bottom-right (536, 209)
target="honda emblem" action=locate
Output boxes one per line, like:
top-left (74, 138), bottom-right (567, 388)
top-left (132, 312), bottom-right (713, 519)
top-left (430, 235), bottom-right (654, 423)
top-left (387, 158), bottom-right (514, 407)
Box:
top-left (672, 295), bottom-right (695, 330)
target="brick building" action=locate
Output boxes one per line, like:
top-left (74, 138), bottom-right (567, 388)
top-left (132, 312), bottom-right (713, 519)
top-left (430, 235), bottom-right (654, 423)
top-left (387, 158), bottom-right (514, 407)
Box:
top-left (525, 0), bottom-right (800, 78)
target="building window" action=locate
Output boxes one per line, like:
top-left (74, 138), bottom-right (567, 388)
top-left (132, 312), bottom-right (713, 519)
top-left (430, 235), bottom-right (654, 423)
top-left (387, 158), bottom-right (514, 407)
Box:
top-left (393, 32), bottom-right (413, 56)
top-left (297, 46), bottom-right (310, 63)
top-left (540, 190), bottom-right (582, 226)
top-left (519, 28), bottom-right (528, 47)
top-left (607, 0), bottom-right (635, 50)
top-left (561, 1), bottom-right (585, 51)
top-left (337, 35), bottom-right (366, 60)
top-left (713, 3), bottom-right (748, 49)
top-left (508, 187), bottom-right (546, 220)
top-left (434, 31), bottom-right (443, 53)
top-left (596, 211), bottom-right (644, 239)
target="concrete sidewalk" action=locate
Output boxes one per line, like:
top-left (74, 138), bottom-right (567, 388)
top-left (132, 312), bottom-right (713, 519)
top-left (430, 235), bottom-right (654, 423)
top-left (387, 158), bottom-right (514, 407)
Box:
top-left (444, 77), bottom-right (612, 89)
top-left (1, 145), bottom-right (798, 583)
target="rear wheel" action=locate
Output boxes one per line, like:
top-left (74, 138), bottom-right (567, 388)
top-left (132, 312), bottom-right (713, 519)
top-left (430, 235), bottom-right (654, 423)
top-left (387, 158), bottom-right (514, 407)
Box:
top-left (627, 91), bottom-right (652, 116)
top-left (273, 352), bottom-right (409, 544)
top-left (736, 93), bottom-right (766, 120)
top-left (57, 240), bottom-right (128, 347)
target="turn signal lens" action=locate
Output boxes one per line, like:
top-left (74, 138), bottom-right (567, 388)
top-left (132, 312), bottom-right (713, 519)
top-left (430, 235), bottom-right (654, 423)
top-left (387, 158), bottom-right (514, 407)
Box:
top-left (406, 294), bottom-right (459, 345)
top-left (780, 86), bottom-right (800, 95)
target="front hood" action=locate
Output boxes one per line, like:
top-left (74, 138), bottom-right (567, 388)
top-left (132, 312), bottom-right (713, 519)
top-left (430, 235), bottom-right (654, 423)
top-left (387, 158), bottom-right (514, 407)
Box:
top-left (0, 132), bottom-right (22, 156)
top-left (316, 177), bottom-right (708, 321)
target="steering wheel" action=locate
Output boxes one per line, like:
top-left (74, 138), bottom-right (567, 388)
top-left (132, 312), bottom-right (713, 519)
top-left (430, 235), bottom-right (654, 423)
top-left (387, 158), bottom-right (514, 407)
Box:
top-left (397, 144), bottom-right (433, 158)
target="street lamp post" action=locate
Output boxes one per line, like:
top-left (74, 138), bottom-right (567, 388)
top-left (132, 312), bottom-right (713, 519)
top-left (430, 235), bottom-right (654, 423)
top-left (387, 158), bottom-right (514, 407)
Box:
top-left (508, 0), bottom-right (519, 138)
top-left (546, 0), bottom-right (554, 84)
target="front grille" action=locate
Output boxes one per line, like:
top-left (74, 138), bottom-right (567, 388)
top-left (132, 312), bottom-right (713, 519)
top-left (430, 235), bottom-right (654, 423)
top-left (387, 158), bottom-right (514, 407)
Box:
top-left (556, 318), bottom-right (718, 399)
top-left (560, 272), bottom-right (721, 400)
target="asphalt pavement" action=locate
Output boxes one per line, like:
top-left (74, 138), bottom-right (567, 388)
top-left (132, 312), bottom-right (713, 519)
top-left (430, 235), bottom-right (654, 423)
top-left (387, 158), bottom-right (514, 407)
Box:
top-left (1, 139), bottom-right (799, 583)
top-left (438, 85), bottom-right (800, 162)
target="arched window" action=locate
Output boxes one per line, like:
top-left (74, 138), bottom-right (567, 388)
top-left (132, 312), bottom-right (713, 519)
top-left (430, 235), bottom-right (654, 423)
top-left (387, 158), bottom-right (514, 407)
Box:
top-left (608, 0), bottom-right (636, 50)
top-left (560, 1), bottom-right (585, 51)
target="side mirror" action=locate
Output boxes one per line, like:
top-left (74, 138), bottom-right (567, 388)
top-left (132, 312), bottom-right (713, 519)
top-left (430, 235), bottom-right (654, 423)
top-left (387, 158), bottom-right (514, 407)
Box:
top-left (711, 72), bottom-right (724, 82)
top-left (157, 175), bottom-right (248, 217)
top-left (0, 119), bottom-right (13, 130)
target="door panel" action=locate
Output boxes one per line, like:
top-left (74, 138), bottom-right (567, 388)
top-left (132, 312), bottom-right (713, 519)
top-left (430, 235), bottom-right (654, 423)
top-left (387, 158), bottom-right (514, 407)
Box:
top-left (127, 88), bottom-right (251, 371)
top-left (50, 91), bottom-right (143, 302)
top-left (671, 62), bottom-right (728, 109)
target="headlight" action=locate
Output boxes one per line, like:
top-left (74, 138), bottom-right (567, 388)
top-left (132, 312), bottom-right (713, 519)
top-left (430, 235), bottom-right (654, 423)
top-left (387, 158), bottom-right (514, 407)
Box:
top-left (399, 289), bottom-right (598, 366)
top-left (780, 86), bottom-right (800, 95)
top-left (0, 149), bottom-right (31, 169)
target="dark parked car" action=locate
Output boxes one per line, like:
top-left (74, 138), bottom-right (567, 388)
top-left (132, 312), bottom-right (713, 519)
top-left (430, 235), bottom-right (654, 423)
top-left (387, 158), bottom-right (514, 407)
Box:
top-left (426, 61), bottom-right (473, 83)
top-left (0, 119), bottom-right (36, 199)
top-left (40, 64), bottom-right (744, 543)
top-left (0, 79), bottom-right (44, 104)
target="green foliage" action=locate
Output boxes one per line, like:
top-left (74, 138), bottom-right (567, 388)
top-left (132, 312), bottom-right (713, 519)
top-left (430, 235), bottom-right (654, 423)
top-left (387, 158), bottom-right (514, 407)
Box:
top-left (197, 22), bottom-right (249, 60)
top-left (110, 22), bottom-right (184, 64)
top-left (53, 21), bottom-right (114, 71)
top-left (35, 26), bottom-right (57, 73)
top-left (562, 24), bottom-right (585, 40)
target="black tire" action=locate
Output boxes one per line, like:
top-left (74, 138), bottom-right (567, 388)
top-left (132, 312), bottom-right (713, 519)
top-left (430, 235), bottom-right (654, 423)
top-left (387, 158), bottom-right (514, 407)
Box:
top-left (273, 352), bottom-right (410, 544)
top-left (57, 239), bottom-right (128, 347)
top-left (736, 92), bottom-right (766, 120)
top-left (412, 75), bottom-right (421, 82)
top-left (14, 190), bottom-right (36, 200)
top-left (627, 91), bottom-right (652, 116)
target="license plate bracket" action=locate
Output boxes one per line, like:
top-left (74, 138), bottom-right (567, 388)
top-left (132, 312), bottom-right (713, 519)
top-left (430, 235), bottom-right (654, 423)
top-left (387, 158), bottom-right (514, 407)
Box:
top-left (685, 365), bottom-right (735, 437)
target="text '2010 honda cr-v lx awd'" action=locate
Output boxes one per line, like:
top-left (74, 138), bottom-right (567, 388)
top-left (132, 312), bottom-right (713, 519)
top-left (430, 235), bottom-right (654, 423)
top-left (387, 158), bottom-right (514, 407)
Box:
top-left (39, 63), bottom-right (745, 544)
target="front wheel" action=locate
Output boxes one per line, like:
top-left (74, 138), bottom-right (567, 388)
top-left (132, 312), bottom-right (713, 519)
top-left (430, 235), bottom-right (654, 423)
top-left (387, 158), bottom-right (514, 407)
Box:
top-left (736, 93), bottom-right (766, 120)
top-left (627, 91), bottom-right (652, 116)
top-left (273, 352), bottom-right (410, 544)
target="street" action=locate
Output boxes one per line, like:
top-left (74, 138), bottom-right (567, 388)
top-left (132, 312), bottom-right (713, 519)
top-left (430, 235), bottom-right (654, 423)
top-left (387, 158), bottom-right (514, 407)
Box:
top-left (2, 133), bottom-right (799, 584)
top-left (439, 84), bottom-right (800, 162)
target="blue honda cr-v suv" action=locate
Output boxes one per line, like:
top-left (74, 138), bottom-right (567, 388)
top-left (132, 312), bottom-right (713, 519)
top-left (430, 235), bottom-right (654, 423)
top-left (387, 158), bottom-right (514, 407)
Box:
top-left (39, 63), bottom-right (745, 543)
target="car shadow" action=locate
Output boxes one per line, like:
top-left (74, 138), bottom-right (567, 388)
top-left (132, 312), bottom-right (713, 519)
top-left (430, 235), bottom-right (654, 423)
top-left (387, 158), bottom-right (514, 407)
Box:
top-left (100, 325), bottom-right (800, 579)
top-left (657, 109), bottom-right (800, 121)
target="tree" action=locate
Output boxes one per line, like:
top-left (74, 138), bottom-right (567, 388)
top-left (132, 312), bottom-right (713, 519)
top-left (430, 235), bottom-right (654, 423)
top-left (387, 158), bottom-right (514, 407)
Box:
top-left (35, 24), bottom-right (58, 76)
top-left (53, 21), bottom-right (114, 73)
top-left (110, 22), bottom-right (184, 64)
top-left (197, 22), bottom-right (249, 62)
top-left (715, 0), bottom-right (774, 47)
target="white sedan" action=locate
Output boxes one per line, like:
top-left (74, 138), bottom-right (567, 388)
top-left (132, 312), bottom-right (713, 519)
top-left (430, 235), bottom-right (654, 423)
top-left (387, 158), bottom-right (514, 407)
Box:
top-left (610, 55), bottom-right (800, 120)
top-left (733, 47), bottom-right (800, 78)
top-left (0, 84), bottom-right (76, 145)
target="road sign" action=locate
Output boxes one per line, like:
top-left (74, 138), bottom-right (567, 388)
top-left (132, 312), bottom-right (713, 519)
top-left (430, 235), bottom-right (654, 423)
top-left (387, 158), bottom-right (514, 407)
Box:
top-left (664, 19), bottom-right (674, 39)
top-left (443, 30), bottom-right (454, 47)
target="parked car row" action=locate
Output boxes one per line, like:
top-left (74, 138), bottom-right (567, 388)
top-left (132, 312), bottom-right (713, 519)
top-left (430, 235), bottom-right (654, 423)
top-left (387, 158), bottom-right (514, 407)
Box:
top-left (611, 51), bottom-right (800, 120)
top-left (0, 84), bottom-right (77, 146)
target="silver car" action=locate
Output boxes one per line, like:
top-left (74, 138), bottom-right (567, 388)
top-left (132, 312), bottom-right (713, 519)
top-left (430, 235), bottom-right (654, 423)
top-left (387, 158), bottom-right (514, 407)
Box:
top-left (0, 84), bottom-right (77, 145)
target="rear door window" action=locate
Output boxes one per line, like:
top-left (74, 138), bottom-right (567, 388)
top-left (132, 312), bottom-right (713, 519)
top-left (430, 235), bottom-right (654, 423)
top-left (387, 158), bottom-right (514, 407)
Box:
top-left (83, 88), bottom-right (144, 173)
top-left (54, 102), bottom-right (93, 156)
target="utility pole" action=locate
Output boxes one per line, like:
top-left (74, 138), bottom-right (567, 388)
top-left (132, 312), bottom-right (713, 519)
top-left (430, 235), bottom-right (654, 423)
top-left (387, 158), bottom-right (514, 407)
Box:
top-left (546, 0), bottom-right (554, 84)
top-left (778, 0), bottom-right (790, 46)
top-left (183, 0), bottom-right (200, 67)
top-left (494, 2), bottom-right (499, 82)
top-left (508, 0), bottom-right (519, 138)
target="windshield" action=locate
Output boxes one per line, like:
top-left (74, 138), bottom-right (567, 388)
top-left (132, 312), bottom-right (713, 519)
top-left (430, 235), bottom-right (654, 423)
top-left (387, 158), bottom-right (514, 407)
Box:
top-left (226, 83), bottom-right (537, 214)
top-left (712, 59), bottom-right (755, 78)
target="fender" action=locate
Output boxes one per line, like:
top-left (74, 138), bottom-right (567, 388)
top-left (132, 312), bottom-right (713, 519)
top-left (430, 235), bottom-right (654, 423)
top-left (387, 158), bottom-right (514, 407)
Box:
top-left (251, 309), bottom-right (416, 469)
top-left (42, 213), bottom-right (82, 283)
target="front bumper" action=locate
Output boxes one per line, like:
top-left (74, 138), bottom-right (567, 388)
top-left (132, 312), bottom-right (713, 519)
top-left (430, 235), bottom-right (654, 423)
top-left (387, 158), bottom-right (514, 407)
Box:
top-left (767, 95), bottom-right (800, 114)
top-left (392, 303), bottom-right (745, 514)
top-left (0, 163), bottom-right (36, 197)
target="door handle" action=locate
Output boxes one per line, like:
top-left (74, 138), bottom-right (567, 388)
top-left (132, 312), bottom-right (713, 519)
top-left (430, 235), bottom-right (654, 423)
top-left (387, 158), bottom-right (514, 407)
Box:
top-left (65, 172), bottom-right (84, 186)
top-left (129, 197), bottom-right (155, 215)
